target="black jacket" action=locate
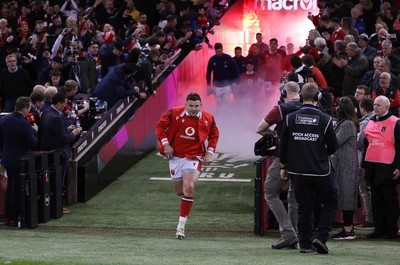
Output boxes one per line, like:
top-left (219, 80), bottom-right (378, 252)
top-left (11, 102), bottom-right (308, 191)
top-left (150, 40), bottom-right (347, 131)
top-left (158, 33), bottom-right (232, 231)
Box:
top-left (363, 112), bottom-right (400, 185)
top-left (280, 104), bottom-right (337, 176)
top-left (0, 112), bottom-right (38, 170)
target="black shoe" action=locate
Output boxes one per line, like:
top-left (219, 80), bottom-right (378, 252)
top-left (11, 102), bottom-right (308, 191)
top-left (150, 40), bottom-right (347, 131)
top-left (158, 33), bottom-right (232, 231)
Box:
top-left (366, 231), bottom-right (386, 239)
top-left (384, 233), bottom-right (398, 240)
top-left (332, 229), bottom-right (356, 240)
top-left (271, 238), bottom-right (298, 249)
top-left (312, 239), bottom-right (329, 254)
top-left (299, 247), bottom-right (316, 253)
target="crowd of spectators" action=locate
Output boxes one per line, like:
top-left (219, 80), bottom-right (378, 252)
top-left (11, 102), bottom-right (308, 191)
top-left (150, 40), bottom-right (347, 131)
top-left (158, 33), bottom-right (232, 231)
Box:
top-left (0, 0), bottom-right (227, 113)
top-left (0, 0), bottom-right (229, 223)
top-left (242, 0), bottom-right (400, 241)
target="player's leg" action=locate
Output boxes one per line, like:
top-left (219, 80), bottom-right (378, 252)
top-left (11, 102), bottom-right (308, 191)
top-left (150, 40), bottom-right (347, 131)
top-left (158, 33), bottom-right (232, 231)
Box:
top-left (176, 159), bottom-right (201, 239)
top-left (172, 181), bottom-right (183, 196)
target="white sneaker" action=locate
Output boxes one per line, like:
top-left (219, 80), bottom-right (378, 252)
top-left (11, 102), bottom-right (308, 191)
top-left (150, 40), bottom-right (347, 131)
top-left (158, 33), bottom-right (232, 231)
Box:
top-left (176, 224), bottom-right (185, 239)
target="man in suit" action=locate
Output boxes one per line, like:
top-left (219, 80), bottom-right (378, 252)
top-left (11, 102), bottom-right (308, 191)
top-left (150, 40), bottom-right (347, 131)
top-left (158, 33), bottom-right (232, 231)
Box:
top-left (40, 92), bottom-right (81, 213)
top-left (0, 97), bottom-right (38, 226)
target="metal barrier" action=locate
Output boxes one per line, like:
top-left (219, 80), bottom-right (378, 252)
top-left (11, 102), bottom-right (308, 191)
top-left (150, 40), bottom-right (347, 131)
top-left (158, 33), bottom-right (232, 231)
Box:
top-left (254, 156), bottom-right (275, 236)
top-left (19, 150), bottom-right (62, 228)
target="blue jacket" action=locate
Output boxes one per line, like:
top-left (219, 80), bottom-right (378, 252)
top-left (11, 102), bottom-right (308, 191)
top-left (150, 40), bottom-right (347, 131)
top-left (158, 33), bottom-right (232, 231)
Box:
top-left (206, 53), bottom-right (240, 87)
top-left (92, 64), bottom-right (137, 108)
top-left (0, 112), bottom-right (38, 170)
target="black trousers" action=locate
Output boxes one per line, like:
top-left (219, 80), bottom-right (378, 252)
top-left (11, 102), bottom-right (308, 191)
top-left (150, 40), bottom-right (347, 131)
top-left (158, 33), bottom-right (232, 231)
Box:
top-left (292, 172), bottom-right (339, 249)
top-left (4, 167), bottom-right (21, 221)
top-left (370, 181), bottom-right (398, 236)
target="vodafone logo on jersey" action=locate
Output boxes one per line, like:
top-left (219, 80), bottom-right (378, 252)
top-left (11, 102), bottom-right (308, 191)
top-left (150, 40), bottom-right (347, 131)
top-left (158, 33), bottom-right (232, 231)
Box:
top-left (185, 127), bottom-right (196, 136)
top-left (266, 0), bottom-right (317, 11)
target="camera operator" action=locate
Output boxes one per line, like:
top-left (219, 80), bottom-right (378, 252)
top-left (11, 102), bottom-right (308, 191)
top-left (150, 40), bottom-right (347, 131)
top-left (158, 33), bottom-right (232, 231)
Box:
top-left (279, 82), bottom-right (338, 254)
top-left (255, 81), bottom-right (302, 250)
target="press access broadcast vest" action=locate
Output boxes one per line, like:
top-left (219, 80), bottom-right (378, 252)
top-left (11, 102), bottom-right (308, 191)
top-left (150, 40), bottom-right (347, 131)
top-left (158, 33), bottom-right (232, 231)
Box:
top-left (364, 115), bottom-right (398, 164)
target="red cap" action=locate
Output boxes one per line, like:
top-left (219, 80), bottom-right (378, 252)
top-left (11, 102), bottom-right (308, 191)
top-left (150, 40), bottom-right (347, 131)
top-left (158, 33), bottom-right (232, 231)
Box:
top-left (124, 40), bottom-right (136, 52)
top-left (103, 31), bottom-right (115, 44)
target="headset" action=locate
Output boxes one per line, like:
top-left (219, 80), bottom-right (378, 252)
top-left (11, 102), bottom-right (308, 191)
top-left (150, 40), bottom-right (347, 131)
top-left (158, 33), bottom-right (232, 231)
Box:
top-left (336, 97), bottom-right (345, 116)
top-left (299, 90), bottom-right (322, 102)
top-left (280, 88), bottom-right (287, 99)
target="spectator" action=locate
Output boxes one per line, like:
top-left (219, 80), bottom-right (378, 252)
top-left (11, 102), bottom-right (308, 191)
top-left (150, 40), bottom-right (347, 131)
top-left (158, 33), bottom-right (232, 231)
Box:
top-left (333, 42), bottom-right (369, 96)
top-left (357, 33), bottom-right (377, 69)
top-left (359, 0), bottom-right (376, 35)
top-left (40, 86), bottom-right (58, 112)
top-left (47, 14), bottom-right (64, 40)
top-left (60, 0), bottom-right (80, 22)
top-left (37, 56), bottom-right (63, 85)
top-left (32, 85), bottom-right (46, 94)
top-left (371, 71), bottom-right (400, 117)
top-left (341, 17), bottom-right (359, 40)
top-left (101, 42), bottom-right (124, 77)
top-left (302, 54), bottom-right (328, 89)
top-left (290, 55), bottom-right (311, 87)
top-left (331, 97), bottom-right (359, 240)
top-left (135, 12), bottom-right (151, 36)
top-left (92, 63), bottom-right (147, 108)
top-left (350, 6), bottom-right (366, 35)
top-left (362, 55), bottom-right (382, 88)
top-left (322, 17), bottom-right (347, 54)
top-left (295, 29), bottom-right (321, 63)
top-left (78, 18), bottom-right (97, 49)
top-left (369, 22), bottom-right (389, 52)
top-left (381, 39), bottom-right (400, 77)
top-left (344, 34), bottom-right (356, 44)
top-left (354, 84), bottom-right (371, 117)
top-left (0, 96), bottom-right (38, 226)
top-left (61, 79), bottom-right (89, 118)
top-left (354, 97), bottom-right (375, 230)
top-left (79, 41), bottom-right (100, 94)
top-left (0, 54), bottom-right (32, 112)
top-left (137, 48), bottom-right (161, 97)
top-left (45, 69), bottom-right (64, 89)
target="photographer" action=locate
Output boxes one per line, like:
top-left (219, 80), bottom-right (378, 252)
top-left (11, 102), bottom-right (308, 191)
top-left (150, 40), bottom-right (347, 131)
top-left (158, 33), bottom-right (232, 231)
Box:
top-left (255, 81), bottom-right (302, 250)
top-left (91, 63), bottom-right (146, 108)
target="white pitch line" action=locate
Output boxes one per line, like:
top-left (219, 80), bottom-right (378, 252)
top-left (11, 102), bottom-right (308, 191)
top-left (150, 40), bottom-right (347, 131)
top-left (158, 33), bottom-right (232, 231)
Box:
top-left (149, 177), bottom-right (251, 183)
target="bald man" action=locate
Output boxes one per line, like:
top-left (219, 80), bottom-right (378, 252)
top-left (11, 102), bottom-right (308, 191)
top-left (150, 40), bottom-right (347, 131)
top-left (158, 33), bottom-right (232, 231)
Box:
top-left (363, 95), bottom-right (400, 239)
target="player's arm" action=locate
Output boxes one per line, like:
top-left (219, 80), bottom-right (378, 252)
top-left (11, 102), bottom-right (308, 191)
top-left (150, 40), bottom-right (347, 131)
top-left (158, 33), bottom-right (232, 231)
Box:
top-left (155, 109), bottom-right (174, 157)
top-left (203, 116), bottom-right (219, 165)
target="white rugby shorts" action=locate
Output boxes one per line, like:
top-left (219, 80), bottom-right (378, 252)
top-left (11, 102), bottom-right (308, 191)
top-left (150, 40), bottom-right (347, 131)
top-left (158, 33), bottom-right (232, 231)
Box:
top-left (168, 157), bottom-right (201, 181)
